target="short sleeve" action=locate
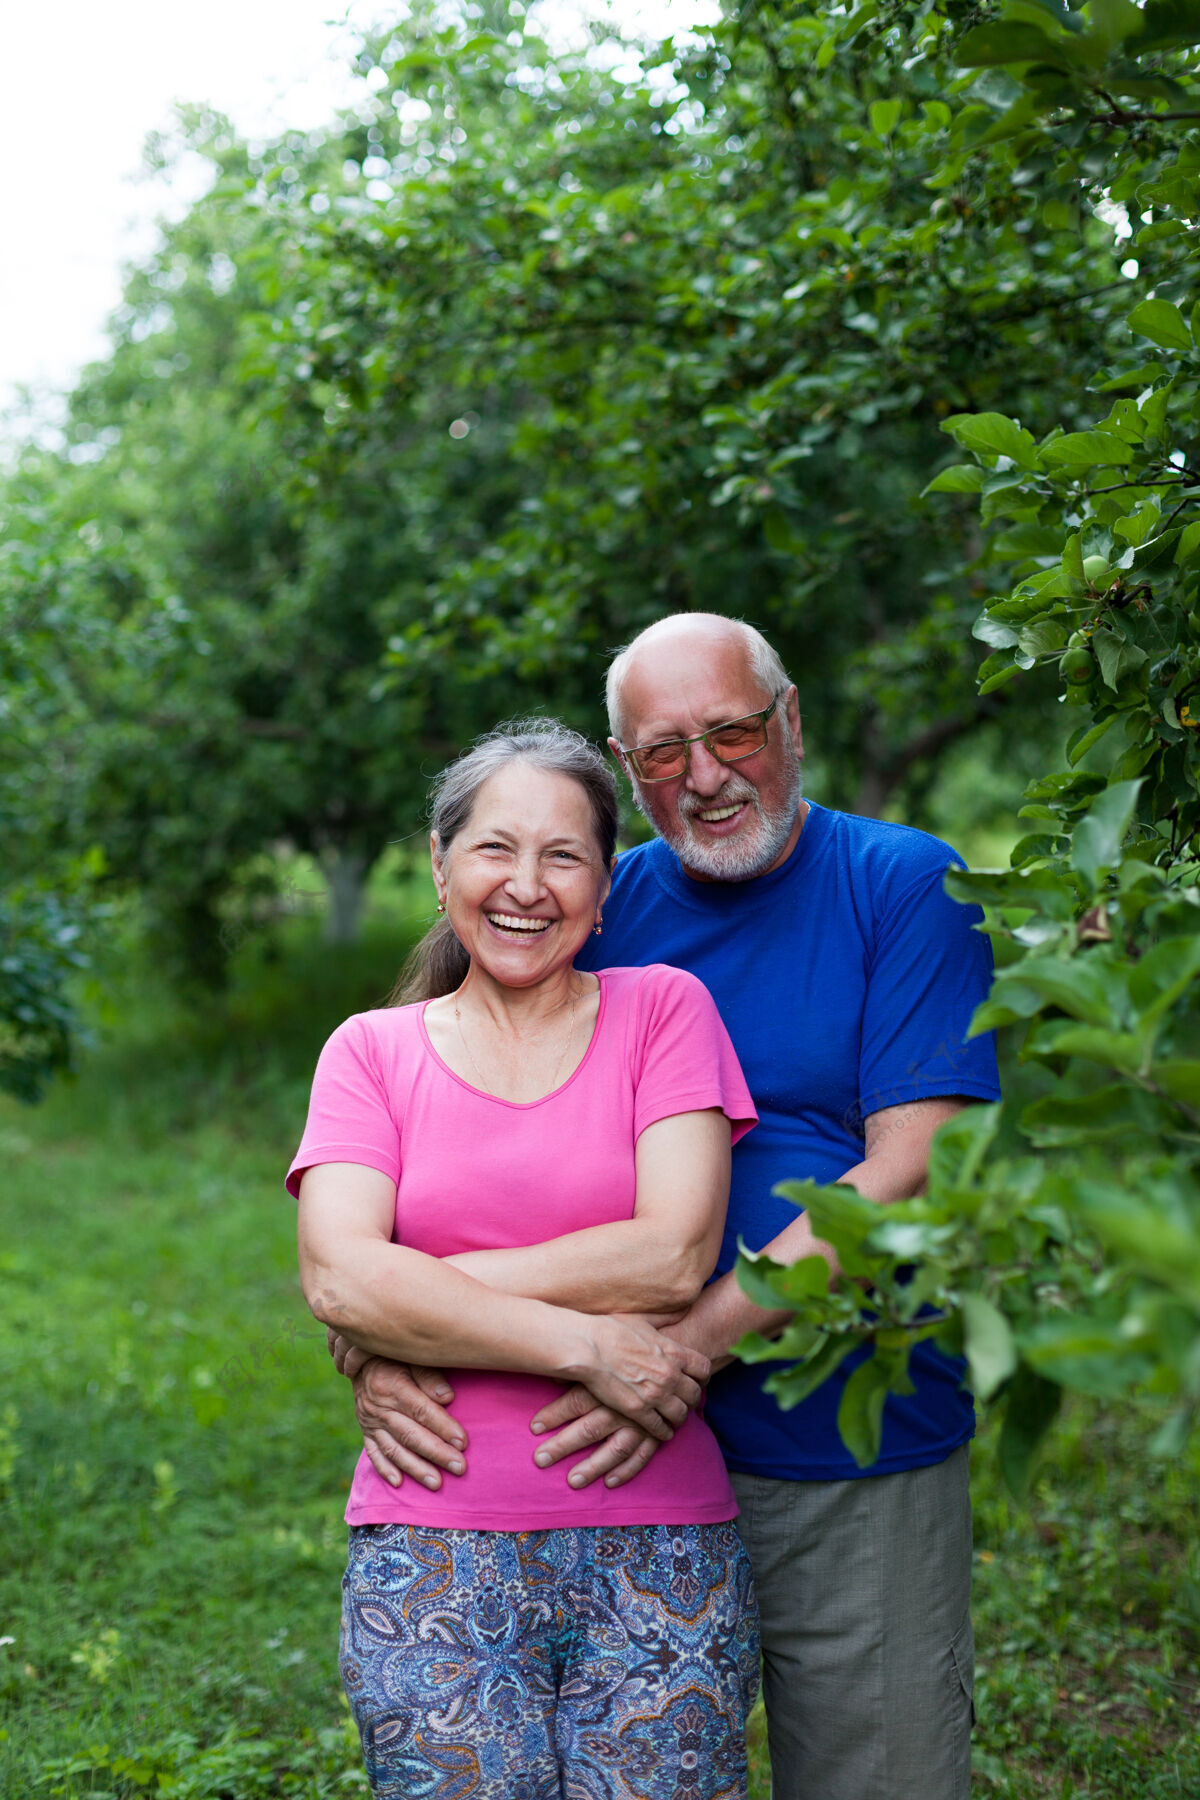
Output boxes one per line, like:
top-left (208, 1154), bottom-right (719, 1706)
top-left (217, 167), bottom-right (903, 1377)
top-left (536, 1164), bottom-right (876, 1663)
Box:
top-left (285, 1014), bottom-right (402, 1198)
top-left (858, 861), bottom-right (1001, 1121)
top-left (631, 965), bottom-right (757, 1144)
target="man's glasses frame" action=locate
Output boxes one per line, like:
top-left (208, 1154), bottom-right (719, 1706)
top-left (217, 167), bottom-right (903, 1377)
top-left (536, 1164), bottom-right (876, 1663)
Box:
top-left (618, 696), bottom-right (781, 783)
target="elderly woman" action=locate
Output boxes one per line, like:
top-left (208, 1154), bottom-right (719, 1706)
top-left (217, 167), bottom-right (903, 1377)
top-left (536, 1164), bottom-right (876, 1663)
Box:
top-left (289, 720), bottom-right (760, 1799)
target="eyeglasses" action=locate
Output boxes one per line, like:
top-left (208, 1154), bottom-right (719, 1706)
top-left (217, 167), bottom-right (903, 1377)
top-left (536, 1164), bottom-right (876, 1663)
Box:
top-left (619, 697), bottom-right (781, 783)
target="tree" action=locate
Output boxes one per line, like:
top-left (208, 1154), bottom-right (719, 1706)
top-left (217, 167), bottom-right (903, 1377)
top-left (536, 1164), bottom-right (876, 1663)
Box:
top-left (252, 0), bottom-right (1126, 811)
top-left (0, 494), bottom-right (101, 1098)
top-left (4, 109), bottom-right (545, 980)
top-left (5, 0), bottom-right (1182, 1003)
top-left (732, 0), bottom-right (1200, 1485)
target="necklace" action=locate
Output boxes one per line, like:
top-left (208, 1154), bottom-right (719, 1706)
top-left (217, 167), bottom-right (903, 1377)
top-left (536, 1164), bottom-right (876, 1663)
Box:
top-left (454, 980), bottom-right (581, 1099)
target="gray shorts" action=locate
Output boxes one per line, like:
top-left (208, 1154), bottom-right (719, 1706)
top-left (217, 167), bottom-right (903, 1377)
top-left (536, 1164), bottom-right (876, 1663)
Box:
top-left (732, 1444), bottom-right (973, 1800)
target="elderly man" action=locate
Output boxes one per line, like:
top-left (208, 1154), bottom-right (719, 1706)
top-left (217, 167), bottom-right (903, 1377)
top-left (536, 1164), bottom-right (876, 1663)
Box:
top-left (336, 613), bottom-right (999, 1799)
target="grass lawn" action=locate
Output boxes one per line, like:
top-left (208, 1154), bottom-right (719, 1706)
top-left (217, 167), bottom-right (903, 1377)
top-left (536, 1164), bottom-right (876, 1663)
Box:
top-left (1, 921), bottom-right (1197, 1798)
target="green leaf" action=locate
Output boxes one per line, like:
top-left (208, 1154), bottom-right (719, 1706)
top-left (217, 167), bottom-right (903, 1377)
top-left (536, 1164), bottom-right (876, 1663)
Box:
top-left (836, 1354), bottom-right (890, 1468)
top-left (1022, 1085), bottom-right (1151, 1145)
top-left (1153, 1060), bottom-right (1200, 1107)
top-left (1040, 431), bottom-right (1136, 469)
top-left (1074, 1182), bottom-right (1200, 1301)
top-left (998, 1365), bottom-right (1062, 1497)
top-left (1072, 778), bottom-right (1143, 885)
top-left (735, 1317), bottom-right (823, 1365)
top-left (1175, 520), bottom-right (1200, 565)
top-left (956, 21), bottom-right (1074, 69)
top-left (1128, 934), bottom-right (1200, 1023)
top-left (1023, 1020), bottom-right (1146, 1074)
top-left (1018, 617), bottom-right (1069, 659)
top-left (992, 954), bottom-right (1123, 1028)
top-left (735, 1247), bottom-right (831, 1310)
top-left (1131, 528), bottom-right (1181, 573)
top-left (870, 98), bottom-right (902, 138)
top-left (1061, 531), bottom-right (1085, 585)
top-left (973, 614), bottom-right (1021, 650)
top-left (1092, 360), bottom-right (1168, 391)
top-left (1090, 625), bottom-right (1148, 691)
top-left (993, 520), bottom-right (1068, 559)
top-left (761, 1334), bottom-right (859, 1409)
top-left (1066, 714), bottom-right (1118, 765)
top-left (928, 1102), bottom-right (1002, 1192)
top-left (941, 412), bottom-right (1038, 468)
top-left (1126, 298), bottom-right (1193, 353)
top-left (1139, 0), bottom-right (1200, 54)
top-left (979, 658), bottom-right (1024, 695)
top-left (923, 464), bottom-right (987, 495)
top-left (1085, 0), bottom-right (1152, 55)
top-left (763, 507), bottom-right (806, 556)
top-left (960, 1293), bottom-right (1018, 1400)
top-left (945, 866), bottom-right (1075, 916)
top-left (1021, 1317), bottom-right (1148, 1399)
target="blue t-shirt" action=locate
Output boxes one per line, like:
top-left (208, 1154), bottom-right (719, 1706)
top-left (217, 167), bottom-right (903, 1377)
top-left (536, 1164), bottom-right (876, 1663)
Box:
top-left (576, 801), bottom-right (1001, 1481)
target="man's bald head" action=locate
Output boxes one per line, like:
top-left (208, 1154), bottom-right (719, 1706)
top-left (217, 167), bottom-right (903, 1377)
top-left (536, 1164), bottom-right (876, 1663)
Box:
top-left (605, 614), bottom-right (791, 742)
top-left (603, 613), bottom-right (803, 881)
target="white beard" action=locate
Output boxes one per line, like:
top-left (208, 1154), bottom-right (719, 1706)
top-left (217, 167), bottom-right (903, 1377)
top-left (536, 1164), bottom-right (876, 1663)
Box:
top-left (634, 738), bottom-right (804, 882)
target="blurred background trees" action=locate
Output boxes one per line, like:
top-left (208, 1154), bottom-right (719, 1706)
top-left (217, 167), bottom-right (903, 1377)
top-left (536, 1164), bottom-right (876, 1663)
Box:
top-left (7, 0), bottom-right (1138, 1012)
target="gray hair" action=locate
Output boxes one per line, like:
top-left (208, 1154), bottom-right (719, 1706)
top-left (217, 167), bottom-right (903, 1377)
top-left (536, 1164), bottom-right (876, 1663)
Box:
top-left (605, 616), bottom-right (792, 742)
top-left (392, 718), bottom-right (618, 1003)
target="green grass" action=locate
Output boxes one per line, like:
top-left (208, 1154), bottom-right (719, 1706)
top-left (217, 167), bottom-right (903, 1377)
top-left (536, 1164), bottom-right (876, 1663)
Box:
top-left (1, 917), bottom-right (1197, 1798)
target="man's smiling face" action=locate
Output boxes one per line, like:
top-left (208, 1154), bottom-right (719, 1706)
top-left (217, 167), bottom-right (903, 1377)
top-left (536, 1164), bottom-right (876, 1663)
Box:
top-left (610, 623), bottom-right (805, 882)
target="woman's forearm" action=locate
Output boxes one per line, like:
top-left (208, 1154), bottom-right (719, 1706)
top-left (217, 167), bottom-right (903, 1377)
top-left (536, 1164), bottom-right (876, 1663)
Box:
top-left (302, 1231), bottom-right (592, 1374)
top-left (296, 1160), bottom-right (715, 1434)
top-left (447, 1223), bottom-right (711, 1314)
top-left (299, 1229), bottom-right (710, 1438)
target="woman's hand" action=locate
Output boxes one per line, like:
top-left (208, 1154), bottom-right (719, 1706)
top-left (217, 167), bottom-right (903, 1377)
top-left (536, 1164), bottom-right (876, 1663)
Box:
top-left (567, 1315), bottom-right (709, 1438)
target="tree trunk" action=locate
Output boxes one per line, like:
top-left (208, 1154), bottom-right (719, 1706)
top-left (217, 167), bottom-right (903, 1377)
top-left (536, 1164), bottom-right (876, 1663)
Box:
top-left (322, 850), bottom-right (368, 945)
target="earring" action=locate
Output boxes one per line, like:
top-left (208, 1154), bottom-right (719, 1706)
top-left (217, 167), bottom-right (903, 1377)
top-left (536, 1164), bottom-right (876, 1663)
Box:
top-left (593, 920), bottom-right (602, 936)
top-left (437, 901), bottom-right (446, 915)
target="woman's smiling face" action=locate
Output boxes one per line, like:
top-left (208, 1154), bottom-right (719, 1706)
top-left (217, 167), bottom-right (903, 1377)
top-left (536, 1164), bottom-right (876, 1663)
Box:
top-left (432, 762), bottom-right (610, 990)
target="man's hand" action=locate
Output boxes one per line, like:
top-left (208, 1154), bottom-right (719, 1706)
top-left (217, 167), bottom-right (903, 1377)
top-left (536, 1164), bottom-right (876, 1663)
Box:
top-left (326, 1331), bottom-right (468, 1490)
top-left (327, 1325), bottom-right (372, 1381)
top-left (528, 1306), bottom-right (714, 1491)
top-left (530, 1382), bottom-right (664, 1489)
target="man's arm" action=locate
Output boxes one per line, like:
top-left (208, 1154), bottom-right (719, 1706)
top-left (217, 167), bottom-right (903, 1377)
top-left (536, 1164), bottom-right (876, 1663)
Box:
top-left (530, 1096), bottom-right (968, 1486)
top-left (666, 1096), bottom-right (965, 1367)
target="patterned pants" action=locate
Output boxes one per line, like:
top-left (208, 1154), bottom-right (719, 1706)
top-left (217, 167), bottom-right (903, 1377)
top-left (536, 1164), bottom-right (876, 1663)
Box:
top-left (340, 1520), bottom-right (761, 1800)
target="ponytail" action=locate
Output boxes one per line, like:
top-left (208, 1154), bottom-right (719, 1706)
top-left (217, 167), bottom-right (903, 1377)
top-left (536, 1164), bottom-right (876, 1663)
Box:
top-left (389, 916), bottom-right (470, 1005)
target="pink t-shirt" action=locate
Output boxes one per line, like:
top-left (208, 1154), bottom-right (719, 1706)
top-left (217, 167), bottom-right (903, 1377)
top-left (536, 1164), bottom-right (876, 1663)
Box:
top-left (287, 963), bottom-right (756, 1530)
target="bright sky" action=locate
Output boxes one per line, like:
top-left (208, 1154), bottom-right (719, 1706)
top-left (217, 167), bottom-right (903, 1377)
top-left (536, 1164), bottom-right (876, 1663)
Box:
top-left (0, 0), bottom-right (713, 433)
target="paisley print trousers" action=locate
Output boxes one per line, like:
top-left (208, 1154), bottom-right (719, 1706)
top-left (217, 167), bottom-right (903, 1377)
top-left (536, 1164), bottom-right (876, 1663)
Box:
top-left (340, 1520), bottom-right (760, 1800)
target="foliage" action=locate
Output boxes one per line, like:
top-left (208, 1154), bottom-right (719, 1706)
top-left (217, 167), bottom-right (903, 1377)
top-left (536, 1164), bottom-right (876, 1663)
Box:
top-left (0, 513), bottom-right (105, 1098)
top-left (7, 0), bottom-right (1158, 995)
top-left (2, 920), bottom-right (1195, 1799)
top-left (251, 0), bottom-right (1123, 811)
top-left (736, 0), bottom-right (1200, 1482)
top-left (0, 885), bottom-right (91, 1103)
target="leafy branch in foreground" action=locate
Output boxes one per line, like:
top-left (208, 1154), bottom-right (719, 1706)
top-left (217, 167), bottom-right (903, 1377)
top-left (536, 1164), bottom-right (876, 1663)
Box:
top-left (737, 0), bottom-right (1200, 1489)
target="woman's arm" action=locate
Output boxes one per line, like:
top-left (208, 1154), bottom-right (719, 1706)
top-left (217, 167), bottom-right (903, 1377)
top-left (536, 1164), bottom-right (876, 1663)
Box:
top-left (297, 1161), bottom-right (710, 1436)
top-left (442, 1109), bottom-right (731, 1313)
